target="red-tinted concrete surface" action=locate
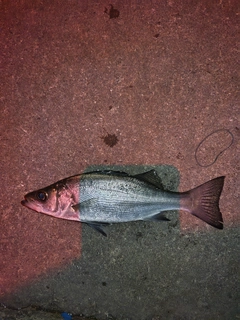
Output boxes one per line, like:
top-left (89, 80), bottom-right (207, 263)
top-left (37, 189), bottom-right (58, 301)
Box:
top-left (0, 0), bottom-right (239, 319)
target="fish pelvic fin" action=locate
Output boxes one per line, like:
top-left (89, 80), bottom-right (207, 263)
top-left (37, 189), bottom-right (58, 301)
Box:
top-left (85, 222), bottom-right (110, 237)
top-left (181, 176), bottom-right (225, 229)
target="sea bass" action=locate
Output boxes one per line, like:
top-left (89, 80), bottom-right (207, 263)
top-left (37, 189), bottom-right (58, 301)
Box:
top-left (21, 170), bottom-right (225, 236)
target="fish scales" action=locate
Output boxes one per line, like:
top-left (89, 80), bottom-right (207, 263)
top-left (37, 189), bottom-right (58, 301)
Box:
top-left (79, 173), bottom-right (180, 223)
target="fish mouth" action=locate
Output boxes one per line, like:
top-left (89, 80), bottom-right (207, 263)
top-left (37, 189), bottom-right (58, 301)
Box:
top-left (21, 197), bottom-right (42, 212)
top-left (21, 199), bottom-right (27, 206)
top-left (21, 196), bottom-right (29, 206)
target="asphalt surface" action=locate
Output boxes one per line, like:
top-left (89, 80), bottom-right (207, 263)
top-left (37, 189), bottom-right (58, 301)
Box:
top-left (0, 1), bottom-right (239, 319)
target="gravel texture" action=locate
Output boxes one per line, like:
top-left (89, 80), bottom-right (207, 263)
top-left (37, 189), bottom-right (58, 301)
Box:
top-left (0, 1), bottom-right (239, 319)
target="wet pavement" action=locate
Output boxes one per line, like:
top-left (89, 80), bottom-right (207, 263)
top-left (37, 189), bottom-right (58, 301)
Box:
top-left (0, 0), bottom-right (239, 319)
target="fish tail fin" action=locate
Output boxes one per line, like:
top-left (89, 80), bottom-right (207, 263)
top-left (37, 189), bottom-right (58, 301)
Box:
top-left (181, 176), bottom-right (225, 229)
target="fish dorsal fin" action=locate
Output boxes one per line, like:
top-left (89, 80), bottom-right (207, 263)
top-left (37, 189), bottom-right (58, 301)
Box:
top-left (134, 170), bottom-right (164, 189)
top-left (84, 170), bottom-right (130, 177)
top-left (84, 169), bottom-right (164, 189)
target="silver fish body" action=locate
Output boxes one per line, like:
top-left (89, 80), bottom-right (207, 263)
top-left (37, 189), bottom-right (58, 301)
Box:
top-left (78, 172), bottom-right (181, 223)
top-left (21, 170), bottom-right (225, 236)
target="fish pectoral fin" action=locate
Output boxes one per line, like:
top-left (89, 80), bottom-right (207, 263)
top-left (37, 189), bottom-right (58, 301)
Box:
top-left (134, 170), bottom-right (165, 190)
top-left (144, 212), bottom-right (170, 222)
top-left (72, 199), bottom-right (109, 236)
top-left (72, 198), bottom-right (98, 211)
top-left (86, 223), bottom-right (109, 237)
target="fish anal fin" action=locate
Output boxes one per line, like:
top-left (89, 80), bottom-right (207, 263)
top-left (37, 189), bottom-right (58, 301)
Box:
top-left (144, 212), bottom-right (170, 222)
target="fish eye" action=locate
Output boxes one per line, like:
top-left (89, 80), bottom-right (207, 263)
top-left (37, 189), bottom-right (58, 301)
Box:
top-left (37, 191), bottom-right (47, 202)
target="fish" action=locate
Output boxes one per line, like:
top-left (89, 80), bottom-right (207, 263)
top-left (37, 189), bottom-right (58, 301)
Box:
top-left (21, 170), bottom-right (225, 236)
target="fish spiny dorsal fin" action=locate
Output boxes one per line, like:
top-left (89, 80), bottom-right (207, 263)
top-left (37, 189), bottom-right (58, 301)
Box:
top-left (134, 170), bottom-right (164, 189)
top-left (84, 170), bottom-right (130, 177)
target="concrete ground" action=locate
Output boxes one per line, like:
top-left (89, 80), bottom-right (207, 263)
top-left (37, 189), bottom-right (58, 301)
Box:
top-left (0, 0), bottom-right (239, 319)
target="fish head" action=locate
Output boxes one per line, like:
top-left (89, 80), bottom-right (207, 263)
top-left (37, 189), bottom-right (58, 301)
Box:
top-left (21, 185), bottom-right (59, 214)
top-left (21, 180), bottom-right (80, 221)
